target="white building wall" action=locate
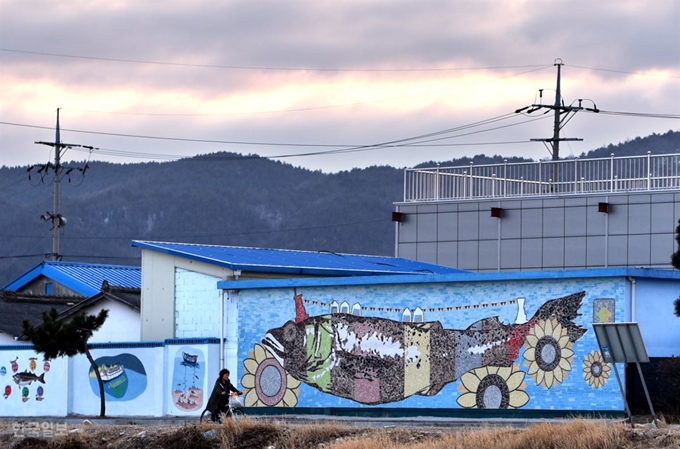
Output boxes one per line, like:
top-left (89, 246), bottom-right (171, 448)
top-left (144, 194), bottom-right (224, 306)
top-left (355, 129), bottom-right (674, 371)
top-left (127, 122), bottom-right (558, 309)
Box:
top-left (175, 269), bottom-right (221, 338)
top-left (88, 299), bottom-right (140, 343)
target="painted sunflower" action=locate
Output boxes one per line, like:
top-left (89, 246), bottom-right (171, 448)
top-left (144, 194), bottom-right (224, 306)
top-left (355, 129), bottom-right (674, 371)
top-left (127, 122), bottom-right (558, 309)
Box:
top-left (241, 343), bottom-right (300, 407)
top-left (582, 350), bottom-right (610, 388)
top-left (457, 364), bottom-right (529, 409)
top-left (523, 318), bottom-right (574, 388)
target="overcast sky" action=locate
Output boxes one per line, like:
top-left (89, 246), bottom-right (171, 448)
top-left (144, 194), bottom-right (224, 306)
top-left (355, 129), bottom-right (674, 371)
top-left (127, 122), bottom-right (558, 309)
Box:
top-left (1, 0), bottom-right (678, 173)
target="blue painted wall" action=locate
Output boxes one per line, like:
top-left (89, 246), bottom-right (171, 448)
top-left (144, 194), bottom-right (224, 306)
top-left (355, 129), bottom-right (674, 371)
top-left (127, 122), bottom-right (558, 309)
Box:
top-left (237, 277), bottom-right (627, 412)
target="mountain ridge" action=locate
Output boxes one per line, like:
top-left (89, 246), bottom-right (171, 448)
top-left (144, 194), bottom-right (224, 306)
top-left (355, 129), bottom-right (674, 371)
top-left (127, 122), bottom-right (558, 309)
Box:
top-left (1, 129), bottom-right (678, 286)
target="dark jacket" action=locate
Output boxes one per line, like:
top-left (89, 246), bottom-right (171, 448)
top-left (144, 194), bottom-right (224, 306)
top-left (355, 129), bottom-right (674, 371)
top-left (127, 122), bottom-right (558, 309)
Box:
top-left (206, 378), bottom-right (241, 413)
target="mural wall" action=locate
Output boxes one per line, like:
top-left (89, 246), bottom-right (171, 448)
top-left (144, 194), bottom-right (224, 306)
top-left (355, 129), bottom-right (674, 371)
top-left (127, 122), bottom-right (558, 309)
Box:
top-left (0, 338), bottom-right (221, 417)
top-left (1, 351), bottom-right (68, 417)
top-left (238, 279), bottom-right (625, 412)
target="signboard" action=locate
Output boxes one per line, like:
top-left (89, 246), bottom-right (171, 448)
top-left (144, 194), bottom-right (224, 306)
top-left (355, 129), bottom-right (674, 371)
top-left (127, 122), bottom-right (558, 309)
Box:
top-left (593, 322), bottom-right (649, 363)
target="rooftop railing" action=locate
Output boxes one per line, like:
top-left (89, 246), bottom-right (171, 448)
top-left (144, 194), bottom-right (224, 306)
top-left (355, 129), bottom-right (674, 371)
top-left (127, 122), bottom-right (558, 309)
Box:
top-left (403, 152), bottom-right (680, 202)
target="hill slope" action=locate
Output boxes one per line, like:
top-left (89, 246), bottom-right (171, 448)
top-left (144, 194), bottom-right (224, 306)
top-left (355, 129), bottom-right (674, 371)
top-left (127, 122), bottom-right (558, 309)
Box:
top-left (1, 130), bottom-right (678, 285)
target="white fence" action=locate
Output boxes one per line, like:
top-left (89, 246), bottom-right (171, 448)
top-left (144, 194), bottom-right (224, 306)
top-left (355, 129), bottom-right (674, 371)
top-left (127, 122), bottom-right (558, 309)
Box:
top-left (403, 152), bottom-right (680, 202)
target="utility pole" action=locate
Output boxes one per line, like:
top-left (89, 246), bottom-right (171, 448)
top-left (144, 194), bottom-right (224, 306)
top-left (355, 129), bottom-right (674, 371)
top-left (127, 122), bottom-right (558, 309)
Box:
top-left (33, 109), bottom-right (94, 261)
top-left (515, 59), bottom-right (599, 188)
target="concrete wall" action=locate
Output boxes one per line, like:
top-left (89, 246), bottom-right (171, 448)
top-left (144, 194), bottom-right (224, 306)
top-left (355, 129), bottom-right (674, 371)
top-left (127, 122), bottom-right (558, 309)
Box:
top-left (175, 269), bottom-right (221, 339)
top-left (87, 299), bottom-right (140, 343)
top-left (140, 249), bottom-right (233, 341)
top-left (0, 338), bottom-right (221, 417)
top-left (234, 277), bottom-right (631, 413)
top-left (0, 300), bottom-right (139, 346)
top-left (395, 191), bottom-right (680, 272)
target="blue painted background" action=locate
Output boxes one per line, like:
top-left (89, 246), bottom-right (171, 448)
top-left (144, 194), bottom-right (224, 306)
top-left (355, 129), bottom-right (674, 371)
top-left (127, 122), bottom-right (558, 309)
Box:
top-left (238, 277), bottom-right (625, 411)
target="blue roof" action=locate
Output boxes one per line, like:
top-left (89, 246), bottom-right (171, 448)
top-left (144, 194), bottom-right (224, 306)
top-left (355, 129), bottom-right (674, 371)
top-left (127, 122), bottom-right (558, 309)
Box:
top-left (3, 261), bottom-right (141, 297)
top-left (217, 267), bottom-right (680, 290)
top-left (131, 241), bottom-right (464, 276)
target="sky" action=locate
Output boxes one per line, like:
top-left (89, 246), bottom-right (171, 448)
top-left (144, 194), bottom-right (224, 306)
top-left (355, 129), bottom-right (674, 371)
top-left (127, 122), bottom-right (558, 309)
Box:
top-left (1, 0), bottom-right (678, 173)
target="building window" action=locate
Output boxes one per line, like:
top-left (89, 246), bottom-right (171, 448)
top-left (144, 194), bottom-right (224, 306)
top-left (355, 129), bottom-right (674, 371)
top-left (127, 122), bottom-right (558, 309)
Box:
top-left (413, 307), bottom-right (424, 322)
top-left (402, 308), bottom-right (412, 322)
top-left (340, 301), bottom-right (350, 314)
top-left (45, 282), bottom-right (53, 295)
top-left (330, 300), bottom-right (339, 314)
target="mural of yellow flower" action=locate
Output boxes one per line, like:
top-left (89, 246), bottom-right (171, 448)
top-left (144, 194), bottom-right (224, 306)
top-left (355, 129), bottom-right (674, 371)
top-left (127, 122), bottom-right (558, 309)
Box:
top-left (523, 318), bottom-right (574, 388)
top-left (241, 343), bottom-right (300, 407)
top-left (582, 350), bottom-right (610, 388)
top-left (457, 364), bottom-right (529, 409)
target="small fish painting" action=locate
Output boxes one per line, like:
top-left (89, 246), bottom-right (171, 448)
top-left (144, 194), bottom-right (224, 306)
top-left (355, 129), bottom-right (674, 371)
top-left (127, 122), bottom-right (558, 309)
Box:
top-left (0, 366), bottom-right (6, 376)
top-left (10, 358), bottom-right (18, 373)
top-left (43, 361), bottom-right (51, 373)
top-left (29, 358), bottom-right (37, 372)
top-left (13, 370), bottom-right (46, 386)
top-left (36, 386), bottom-right (44, 401)
top-left (3, 385), bottom-right (10, 399)
top-left (21, 386), bottom-right (29, 402)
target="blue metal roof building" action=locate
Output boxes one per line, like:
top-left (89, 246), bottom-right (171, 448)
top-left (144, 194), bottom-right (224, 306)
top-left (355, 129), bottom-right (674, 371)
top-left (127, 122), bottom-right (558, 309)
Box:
top-left (131, 241), bottom-right (465, 276)
top-left (3, 261), bottom-right (141, 297)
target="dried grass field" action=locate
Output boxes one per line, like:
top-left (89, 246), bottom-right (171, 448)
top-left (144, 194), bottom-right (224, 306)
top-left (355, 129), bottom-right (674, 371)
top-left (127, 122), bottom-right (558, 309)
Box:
top-left (1, 417), bottom-right (679, 449)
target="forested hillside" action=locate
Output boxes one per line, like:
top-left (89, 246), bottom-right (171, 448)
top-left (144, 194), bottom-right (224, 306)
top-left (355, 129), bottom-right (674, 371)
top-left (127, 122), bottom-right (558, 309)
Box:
top-left (1, 130), bottom-right (678, 285)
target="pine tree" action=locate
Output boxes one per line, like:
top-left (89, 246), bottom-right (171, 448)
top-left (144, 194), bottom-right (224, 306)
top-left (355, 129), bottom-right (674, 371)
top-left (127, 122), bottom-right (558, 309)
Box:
top-left (22, 308), bottom-right (109, 417)
top-left (672, 219), bottom-right (680, 317)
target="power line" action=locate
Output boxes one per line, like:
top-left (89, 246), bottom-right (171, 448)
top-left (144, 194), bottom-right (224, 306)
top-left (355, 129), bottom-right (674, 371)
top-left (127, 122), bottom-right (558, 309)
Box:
top-left (0, 112), bottom-right (540, 161)
top-left (584, 110), bottom-right (680, 119)
top-left (0, 48), bottom-right (550, 73)
top-left (0, 217), bottom-right (391, 242)
top-left (566, 64), bottom-right (680, 79)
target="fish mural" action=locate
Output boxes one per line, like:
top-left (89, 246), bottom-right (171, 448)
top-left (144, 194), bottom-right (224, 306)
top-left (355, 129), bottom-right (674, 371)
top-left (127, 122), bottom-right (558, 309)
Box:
top-left (13, 370), bottom-right (46, 387)
top-left (0, 366), bottom-right (6, 376)
top-left (3, 385), bottom-right (10, 399)
top-left (261, 291), bottom-right (586, 405)
top-left (10, 358), bottom-right (18, 373)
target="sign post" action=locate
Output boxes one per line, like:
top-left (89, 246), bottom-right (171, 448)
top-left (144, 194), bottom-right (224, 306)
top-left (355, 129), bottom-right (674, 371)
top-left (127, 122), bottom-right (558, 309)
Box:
top-left (593, 322), bottom-right (657, 426)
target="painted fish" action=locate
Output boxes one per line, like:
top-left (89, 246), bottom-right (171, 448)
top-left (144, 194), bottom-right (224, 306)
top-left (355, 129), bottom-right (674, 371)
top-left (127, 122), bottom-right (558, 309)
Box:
top-left (12, 370), bottom-right (46, 386)
top-left (263, 291), bottom-right (586, 405)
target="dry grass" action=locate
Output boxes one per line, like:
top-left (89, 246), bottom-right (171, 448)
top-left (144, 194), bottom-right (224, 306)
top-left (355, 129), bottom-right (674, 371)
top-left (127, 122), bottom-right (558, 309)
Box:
top-left (1, 417), bottom-right (679, 449)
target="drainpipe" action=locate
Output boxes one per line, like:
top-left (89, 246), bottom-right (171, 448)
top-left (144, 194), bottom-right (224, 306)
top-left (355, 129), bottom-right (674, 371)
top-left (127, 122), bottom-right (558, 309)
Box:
top-left (220, 270), bottom-right (241, 368)
top-left (627, 277), bottom-right (636, 322)
top-left (220, 290), bottom-right (226, 368)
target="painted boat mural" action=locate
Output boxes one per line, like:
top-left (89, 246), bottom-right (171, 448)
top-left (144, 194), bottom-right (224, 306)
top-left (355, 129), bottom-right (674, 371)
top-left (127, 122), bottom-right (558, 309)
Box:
top-left (99, 363), bottom-right (124, 382)
top-left (89, 354), bottom-right (147, 401)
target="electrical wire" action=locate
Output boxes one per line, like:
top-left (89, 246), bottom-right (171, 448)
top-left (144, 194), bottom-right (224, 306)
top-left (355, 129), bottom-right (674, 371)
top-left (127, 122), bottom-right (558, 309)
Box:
top-left (0, 112), bottom-right (540, 161)
top-left (0, 48), bottom-right (550, 73)
top-left (566, 64), bottom-right (680, 79)
top-left (0, 217), bottom-right (390, 243)
top-left (584, 110), bottom-right (680, 119)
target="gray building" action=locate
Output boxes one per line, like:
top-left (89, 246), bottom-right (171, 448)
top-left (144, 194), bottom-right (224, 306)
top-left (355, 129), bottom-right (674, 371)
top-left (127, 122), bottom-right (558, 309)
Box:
top-left (394, 153), bottom-right (680, 272)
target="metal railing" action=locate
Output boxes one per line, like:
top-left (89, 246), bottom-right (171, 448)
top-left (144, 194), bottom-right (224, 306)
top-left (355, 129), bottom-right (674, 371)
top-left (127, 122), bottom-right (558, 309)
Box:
top-left (403, 152), bottom-right (680, 202)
